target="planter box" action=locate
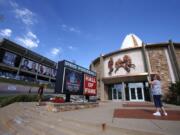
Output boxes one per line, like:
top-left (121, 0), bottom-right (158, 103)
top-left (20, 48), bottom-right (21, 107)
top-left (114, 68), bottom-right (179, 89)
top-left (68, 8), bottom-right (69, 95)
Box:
top-left (46, 102), bottom-right (99, 112)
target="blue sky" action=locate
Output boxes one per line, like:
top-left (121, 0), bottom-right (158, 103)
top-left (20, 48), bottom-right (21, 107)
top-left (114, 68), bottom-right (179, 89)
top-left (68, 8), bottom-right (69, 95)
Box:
top-left (0, 0), bottom-right (180, 68)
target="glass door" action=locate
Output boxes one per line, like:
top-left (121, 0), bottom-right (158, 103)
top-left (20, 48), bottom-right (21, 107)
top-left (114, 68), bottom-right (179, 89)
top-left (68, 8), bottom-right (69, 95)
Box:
top-left (112, 84), bottom-right (122, 100)
top-left (137, 87), bottom-right (143, 100)
top-left (112, 88), bottom-right (117, 99)
top-left (129, 83), bottom-right (144, 101)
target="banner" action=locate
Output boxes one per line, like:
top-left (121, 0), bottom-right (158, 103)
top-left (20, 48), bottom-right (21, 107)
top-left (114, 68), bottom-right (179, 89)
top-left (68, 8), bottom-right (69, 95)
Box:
top-left (3, 51), bottom-right (17, 67)
top-left (64, 68), bottom-right (83, 94)
top-left (84, 74), bottom-right (97, 96)
top-left (38, 64), bottom-right (46, 75)
top-left (51, 68), bottom-right (57, 77)
top-left (21, 58), bottom-right (38, 73)
top-left (44, 67), bottom-right (51, 76)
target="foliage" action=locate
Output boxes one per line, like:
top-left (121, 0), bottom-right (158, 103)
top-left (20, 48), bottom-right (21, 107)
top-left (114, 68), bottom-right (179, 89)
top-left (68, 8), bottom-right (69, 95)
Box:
top-left (166, 81), bottom-right (180, 105)
top-left (0, 94), bottom-right (38, 107)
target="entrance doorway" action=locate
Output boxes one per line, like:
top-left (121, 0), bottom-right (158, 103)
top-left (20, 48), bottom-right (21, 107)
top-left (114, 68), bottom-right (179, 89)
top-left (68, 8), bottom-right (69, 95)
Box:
top-left (128, 83), bottom-right (144, 101)
top-left (112, 84), bottom-right (122, 100)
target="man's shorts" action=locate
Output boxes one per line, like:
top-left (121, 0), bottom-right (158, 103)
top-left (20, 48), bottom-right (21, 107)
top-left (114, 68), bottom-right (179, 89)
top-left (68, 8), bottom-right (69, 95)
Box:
top-left (153, 95), bottom-right (163, 107)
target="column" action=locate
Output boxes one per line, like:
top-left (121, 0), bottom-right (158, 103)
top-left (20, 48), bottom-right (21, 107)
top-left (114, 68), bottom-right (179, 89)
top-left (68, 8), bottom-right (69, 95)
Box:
top-left (100, 54), bottom-right (105, 101)
top-left (121, 82), bottom-right (126, 101)
top-left (142, 43), bottom-right (153, 101)
top-left (168, 40), bottom-right (180, 81)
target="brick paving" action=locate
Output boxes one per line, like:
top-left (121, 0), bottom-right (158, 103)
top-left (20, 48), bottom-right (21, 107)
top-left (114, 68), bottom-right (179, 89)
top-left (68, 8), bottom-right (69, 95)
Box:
top-left (114, 109), bottom-right (180, 121)
top-left (122, 101), bottom-right (168, 108)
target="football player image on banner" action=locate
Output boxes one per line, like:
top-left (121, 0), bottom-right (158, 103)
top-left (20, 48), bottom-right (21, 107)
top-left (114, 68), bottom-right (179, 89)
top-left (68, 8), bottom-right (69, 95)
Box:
top-left (51, 68), bottom-right (57, 77)
top-left (21, 58), bottom-right (30, 70)
top-left (29, 61), bottom-right (38, 73)
top-left (64, 68), bottom-right (83, 94)
top-left (45, 67), bottom-right (51, 76)
top-left (3, 51), bottom-right (17, 67)
top-left (21, 58), bottom-right (38, 73)
top-left (84, 74), bottom-right (97, 96)
top-left (38, 64), bottom-right (46, 75)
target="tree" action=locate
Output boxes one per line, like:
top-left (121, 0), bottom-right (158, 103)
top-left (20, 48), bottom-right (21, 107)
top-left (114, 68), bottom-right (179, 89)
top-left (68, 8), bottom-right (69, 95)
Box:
top-left (168, 81), bottom-right (180, 104)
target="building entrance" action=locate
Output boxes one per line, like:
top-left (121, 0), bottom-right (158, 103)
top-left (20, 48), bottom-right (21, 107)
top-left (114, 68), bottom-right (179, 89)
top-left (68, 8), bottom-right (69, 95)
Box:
top-left (128, 83), bottom-right (144, 101)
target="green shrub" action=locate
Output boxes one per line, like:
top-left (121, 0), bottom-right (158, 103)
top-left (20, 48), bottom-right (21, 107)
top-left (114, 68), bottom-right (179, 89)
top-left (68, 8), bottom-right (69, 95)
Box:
top-left (166, 81), bottom-right (180, 105)
top-left (0, 94), bottom-right (38, 107)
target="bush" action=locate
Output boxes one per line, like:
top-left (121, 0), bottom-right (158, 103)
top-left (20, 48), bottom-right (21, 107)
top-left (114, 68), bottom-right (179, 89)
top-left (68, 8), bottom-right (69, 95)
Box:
top-left (166, 81), bottom-right (180, 105)
top-left (0, 94), bottom-right (38, 107)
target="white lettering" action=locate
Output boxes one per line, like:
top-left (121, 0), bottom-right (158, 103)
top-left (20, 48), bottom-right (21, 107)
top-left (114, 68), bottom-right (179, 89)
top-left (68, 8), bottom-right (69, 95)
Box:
top-left (88, 82), bottom-right (94, 88)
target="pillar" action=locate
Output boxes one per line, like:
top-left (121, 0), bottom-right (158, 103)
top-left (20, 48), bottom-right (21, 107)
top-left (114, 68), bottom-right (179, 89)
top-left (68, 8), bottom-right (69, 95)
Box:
top-left (100, 54), bottom-right (105, 101)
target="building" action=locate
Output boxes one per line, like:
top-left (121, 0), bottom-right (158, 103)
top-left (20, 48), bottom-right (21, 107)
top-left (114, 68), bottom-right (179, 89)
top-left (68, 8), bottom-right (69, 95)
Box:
top-left (90, 34), bottom-right (180, 102)
top-left (0, 38), bottom-right (57, 93)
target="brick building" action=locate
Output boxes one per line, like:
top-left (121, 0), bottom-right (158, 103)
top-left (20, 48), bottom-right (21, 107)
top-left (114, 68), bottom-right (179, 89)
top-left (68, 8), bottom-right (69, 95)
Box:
top-left (90, 34), bottom-right (180, 101)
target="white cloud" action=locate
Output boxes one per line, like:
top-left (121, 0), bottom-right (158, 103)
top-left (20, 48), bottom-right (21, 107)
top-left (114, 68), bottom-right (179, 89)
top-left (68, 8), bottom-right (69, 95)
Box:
top-left (9, 1), bottom-right (18, 8)
top-left (0, 28), bottom-right (12, 37)
top-left (8, 1), bottom-right (39, 49)
top-left (68, 46), bottom-right (77, 51)
top-left (14, 8), bottom-right (35, 25)
top-left (51, 48), bottom-right (60, 56)
top-left (16, 31), bottom-right (39, 48)
top-left (27, 31), bottom-right (37, 39)
top-left (61, 24), bottom-right (81, 34)
top-left (10, 1), bottom-right (36, 25)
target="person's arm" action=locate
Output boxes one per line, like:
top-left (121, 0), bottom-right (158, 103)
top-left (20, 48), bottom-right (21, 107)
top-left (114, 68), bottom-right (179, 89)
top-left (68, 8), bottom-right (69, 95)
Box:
top-left (148, 77), bottom-right (155, 85)
top-left (149, 80), bottom-right (156, 85)
top-left (147, 76), bottom-right (152, 84)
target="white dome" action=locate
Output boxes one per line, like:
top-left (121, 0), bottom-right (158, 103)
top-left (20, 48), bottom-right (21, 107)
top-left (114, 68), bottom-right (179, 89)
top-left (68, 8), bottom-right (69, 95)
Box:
top-left (120, 34), bottom-right (142, 49)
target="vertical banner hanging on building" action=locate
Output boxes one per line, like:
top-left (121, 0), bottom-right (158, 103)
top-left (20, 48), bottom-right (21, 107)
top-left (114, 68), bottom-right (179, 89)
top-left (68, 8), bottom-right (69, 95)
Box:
top-left (84, 74), bottom-right (97, 96)
top-left (64, 68), bottom-right (83, 95)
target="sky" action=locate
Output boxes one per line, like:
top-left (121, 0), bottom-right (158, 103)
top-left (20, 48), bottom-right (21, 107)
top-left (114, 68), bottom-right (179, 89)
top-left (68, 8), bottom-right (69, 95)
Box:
top-left (0, 0), bottom-right (180, 68)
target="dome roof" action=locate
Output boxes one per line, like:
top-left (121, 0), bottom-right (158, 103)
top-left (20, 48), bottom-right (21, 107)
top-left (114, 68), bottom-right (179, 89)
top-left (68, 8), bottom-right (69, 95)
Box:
top-left (120, 34), bottom-right (142, 49)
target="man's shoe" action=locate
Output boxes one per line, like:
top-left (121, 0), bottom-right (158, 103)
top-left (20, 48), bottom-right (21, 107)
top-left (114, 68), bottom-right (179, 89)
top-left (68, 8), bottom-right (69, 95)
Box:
top-left (153, 111), bottom-right (161, 116)
top-left (164, 112), bottom-right (168, 116)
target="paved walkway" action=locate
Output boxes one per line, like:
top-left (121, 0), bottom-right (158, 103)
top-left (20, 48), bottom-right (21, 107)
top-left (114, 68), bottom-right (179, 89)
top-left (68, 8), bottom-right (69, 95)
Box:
top-left (0, 101), bottom-right (180, 135)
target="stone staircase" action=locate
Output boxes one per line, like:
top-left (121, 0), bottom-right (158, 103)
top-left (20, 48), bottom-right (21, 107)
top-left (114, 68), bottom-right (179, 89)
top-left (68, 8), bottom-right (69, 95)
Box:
top-left (0, 102), bottom-right (163, 135)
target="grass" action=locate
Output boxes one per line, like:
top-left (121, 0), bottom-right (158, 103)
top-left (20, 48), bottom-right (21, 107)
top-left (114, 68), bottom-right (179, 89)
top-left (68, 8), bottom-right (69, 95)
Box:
top-left (0, 94), bottom-right (55, 107)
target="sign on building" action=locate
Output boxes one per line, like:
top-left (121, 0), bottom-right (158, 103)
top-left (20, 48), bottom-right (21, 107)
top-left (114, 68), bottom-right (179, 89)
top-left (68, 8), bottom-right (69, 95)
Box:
top-left (55, 60), bottom-right (96, 96)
